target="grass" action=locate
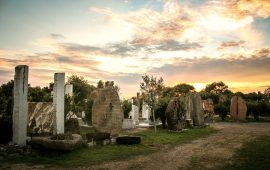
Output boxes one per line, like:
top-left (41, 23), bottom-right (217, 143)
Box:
top-left (222, 135), bottom-right (270, 170)
top-left (3, 126), bottom-right (217, 168)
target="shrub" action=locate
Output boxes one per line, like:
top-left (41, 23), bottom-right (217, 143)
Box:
top-left (214, 103), bottom-right (229, 120)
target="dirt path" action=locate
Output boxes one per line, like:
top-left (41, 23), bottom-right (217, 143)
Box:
top-left (86, 122), bottom-right (270, 170)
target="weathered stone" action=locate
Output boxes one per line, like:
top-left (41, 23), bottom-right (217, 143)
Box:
top-left (165, 97), bottom-right (186, 131)
top-left (186, 93), bottom-right (204, 126)
top-left (31, 134), bottom-right (83, 151)
top-left (129, 104), bottom-right (139, 124)
top-left (53, 73), bottom-right (65, 134)
top-left (202, 98), bottom-right (215, 122)
top-left (91, 87), bottom-right (123, 136)
top-left (122, 119), bottom-right (135, 129)
top-left (65, 84), bottom-right (73, 97)
top-left (142, 103), bottom-right (150, 120)
top-left (13, 65), bottom-right (29, 146)
top-left (28, 102), bottom-right (54, 134)
top-left (230, 96), bottom-right (247, 121)
top-left (65, 118), bottom-right (80, 134)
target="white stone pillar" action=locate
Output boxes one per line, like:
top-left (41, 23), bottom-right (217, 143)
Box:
top-left (12, 65), bottom-right (28, 146)
top-left (65, 84), bottom-right (73, 97)
top-left (53, 73), bottom-right (65, 134)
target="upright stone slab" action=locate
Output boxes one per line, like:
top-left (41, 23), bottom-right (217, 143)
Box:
top-left (142, 103), bottom-right (150, 120)
top-left (191, 93), bottom-right (204, 126)
top-left (165, 97), bottom-right (186, 130)
top-left (91, 87), bottom-right (123, 136)
top-left (13, 65), bottom-right (29, 146)
top-left (230, 96), bottom-right (247, 121)
top-left (65, 84), bottom-right (73, 97)
top-left (53, 73), bottom-right (65, 134)
top-left (202, 98), bottom-right (215, 122)
top-left (129, 104), bottom-right (139, 124)
top-left (185, 95), bottom-right (193, 125)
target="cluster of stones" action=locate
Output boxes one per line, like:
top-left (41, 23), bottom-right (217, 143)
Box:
top-left (12, 65), bottom-right (65, 146)
top-left (166, 93), bottom-right (205, 131)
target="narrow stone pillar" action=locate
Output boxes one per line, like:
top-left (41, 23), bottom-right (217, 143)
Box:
top-left (12, 65), bottom-right (28, 146)
top-left (65, 84), bottom-right (73, 97)
top-left (53, 73), bottom-right (65, 134)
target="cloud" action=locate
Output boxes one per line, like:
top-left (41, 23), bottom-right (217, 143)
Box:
top-left (231, 0), bottom-right (270, 19)
top-left (49, 33), bottom-right (65, 39)
top-left (90, 0), bottom-right (194, 45)
top-left (149, 47), bottom-right (270, 85)
top-left (218, 40), bottom-right (245, 50)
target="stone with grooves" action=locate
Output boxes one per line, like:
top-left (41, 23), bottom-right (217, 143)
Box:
top-left (186, 93), bottom-right (204, 126)
top-left (230, 96), bottom-right (247, 121)
top-left (53, 73), bottom-right (65, 134)
top-left (91, 87), bottom-right (123, 136)
top-left (165, 97), bottom-right (186, 131)
top-left (13, 65), bottom-right (29, 146)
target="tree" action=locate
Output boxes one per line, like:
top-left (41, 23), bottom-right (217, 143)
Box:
top-left (205, 81), bottom-right (230, 94)
top-left (140, 74), bottom-right (164, 133)
top-left (97, 80), bottom-right (104, 88)
top-left (264, 87), bottom-right (270, 100)
top-left (155, 97), bottom-right (170, 129)
top-left (67, 75), bottom-right (96, 121)
top-left (122, 99), bottom-right (132, 118)
top-left (173, 83), bottom-right (195, 95)
top-left (28, 86), bottom-right (53, 102)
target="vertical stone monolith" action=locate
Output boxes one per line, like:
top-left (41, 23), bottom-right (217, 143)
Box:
top-left (53, 73), bottom-right (65, 134)
top-left (13, 65), bottom-right (29, 146)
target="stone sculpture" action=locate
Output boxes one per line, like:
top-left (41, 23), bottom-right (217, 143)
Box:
top-left (165, 97), bottom-right (186, 131)
top-left (91, 86), bottom-right (123, 136)
top-left (230, 96), bottom-right (247, 121)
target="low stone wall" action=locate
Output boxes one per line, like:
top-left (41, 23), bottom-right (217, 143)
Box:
top-left (28, 102), bottom-right (54, 133)
top-left (122, 119), bottom-right (135, 129)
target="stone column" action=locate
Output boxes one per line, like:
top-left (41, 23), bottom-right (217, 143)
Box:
top-left (12, 65), bottom-right (28, 146)
top-left (53, 73), bottom-right (65, 134)
top-left (65, 84), bottom-right (73, 97)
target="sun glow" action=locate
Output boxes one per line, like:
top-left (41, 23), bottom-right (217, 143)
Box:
top-left (193, 83), bottom-right (206, 92)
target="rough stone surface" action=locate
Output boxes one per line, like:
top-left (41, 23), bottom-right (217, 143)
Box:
top-left (28, 102), bottom-right (54, 134)
top-left (13, 65), bottom-right (29, 146)
top-left (53, 73), bottom-right (65, 134)
top-left (165, 97), bottom-right (186, 130)
top-left (31, 134), bottom-right (83, 151)
top-left (186, 93), bottom-right (204, 126)
top-left (230, 96), bottom-right (247, 121)
top-left (91, 87), bottom-right (123, 136)
top-left (202, 99), bottom-right (215, 122)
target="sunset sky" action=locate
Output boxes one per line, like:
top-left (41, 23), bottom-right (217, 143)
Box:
top-left (0, 0), bottom-right (270, 98)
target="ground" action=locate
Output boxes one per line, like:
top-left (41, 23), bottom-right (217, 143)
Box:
top-left (87, 122), bottom-right (270, 170)
top-left (5, 122), bottom-right (270, 170)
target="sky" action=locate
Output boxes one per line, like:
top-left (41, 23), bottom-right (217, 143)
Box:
top-left (0, 0), bottom-right (270, 98)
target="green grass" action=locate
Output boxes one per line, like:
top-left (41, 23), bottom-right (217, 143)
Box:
top-left (222, 135), bottom-right (270, 170)
top-left (3, 126), bottom-right (217, 168)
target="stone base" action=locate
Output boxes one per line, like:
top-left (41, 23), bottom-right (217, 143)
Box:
top-left (31, 134), bottom-right (83, 151)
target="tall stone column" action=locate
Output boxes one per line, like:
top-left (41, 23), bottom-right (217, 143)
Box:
top-left (53, 73), bottom-right (65, 134)
top-left (12, 65), bottom-right (28, 146)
